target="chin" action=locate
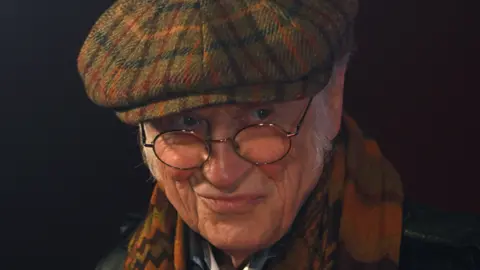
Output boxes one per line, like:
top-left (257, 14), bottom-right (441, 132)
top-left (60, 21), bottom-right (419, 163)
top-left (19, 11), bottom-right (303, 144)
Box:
top-left (200, 217), bottom-right (280, 252)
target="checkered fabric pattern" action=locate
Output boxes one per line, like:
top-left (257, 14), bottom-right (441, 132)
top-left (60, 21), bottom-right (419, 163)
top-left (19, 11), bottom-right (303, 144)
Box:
top-left (77, 0), bottom-right (358, 124)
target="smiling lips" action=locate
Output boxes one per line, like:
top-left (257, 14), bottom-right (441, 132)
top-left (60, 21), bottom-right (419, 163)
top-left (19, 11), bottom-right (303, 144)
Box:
top-left (199, 195), bottom-right (266, 214)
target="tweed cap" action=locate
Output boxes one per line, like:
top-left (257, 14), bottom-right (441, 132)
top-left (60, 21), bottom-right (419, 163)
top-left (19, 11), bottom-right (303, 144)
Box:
top-left (78, 0), bottom-right (358, 125)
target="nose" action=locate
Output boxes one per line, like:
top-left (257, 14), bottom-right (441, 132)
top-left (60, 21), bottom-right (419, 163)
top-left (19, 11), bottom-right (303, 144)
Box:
top-left (202, 138), bottom-right (253, 192)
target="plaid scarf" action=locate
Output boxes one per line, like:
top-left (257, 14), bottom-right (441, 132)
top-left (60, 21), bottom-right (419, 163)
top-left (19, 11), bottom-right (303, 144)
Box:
top-left (125, 115), bottom-right (404, 270)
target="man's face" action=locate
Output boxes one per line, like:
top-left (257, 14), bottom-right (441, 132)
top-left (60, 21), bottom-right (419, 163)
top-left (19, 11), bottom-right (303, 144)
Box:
top-left (142, 67), bottom-right (345, 257)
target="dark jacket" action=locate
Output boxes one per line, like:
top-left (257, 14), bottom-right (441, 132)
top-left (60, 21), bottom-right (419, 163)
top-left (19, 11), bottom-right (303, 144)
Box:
top-left (96, 201), bottom-right (480, 270)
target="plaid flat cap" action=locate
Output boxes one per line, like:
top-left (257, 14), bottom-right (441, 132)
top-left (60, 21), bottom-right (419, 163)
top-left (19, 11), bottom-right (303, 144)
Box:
top-left (78, 0), bottom-right (358, 125)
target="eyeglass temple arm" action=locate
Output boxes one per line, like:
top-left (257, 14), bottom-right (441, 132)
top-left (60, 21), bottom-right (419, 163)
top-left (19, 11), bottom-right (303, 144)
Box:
top-left (140, 123), bottom-right (154, 147)
top-left (290, 97), bottom-right (313, 136)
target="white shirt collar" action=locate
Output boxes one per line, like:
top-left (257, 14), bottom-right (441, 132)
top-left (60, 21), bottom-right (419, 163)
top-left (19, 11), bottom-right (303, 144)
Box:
top-left (205, 242), bottom-right (252, 270)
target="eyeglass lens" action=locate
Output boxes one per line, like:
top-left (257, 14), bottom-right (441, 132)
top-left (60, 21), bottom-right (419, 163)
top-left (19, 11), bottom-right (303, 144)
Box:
top-left (153, 125), bottom-right (290, 169)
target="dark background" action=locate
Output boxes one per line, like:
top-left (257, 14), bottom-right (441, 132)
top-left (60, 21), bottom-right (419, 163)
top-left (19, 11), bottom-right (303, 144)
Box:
top-left (0, 0), bottom-right (474, 269)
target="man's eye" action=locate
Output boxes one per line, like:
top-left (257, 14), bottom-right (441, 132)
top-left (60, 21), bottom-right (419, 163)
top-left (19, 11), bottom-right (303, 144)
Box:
top-left (252, 108), bottom-right (272, 121)
top-left (165, 115), bottom-right (201, 130)
top-left (181, 116), bottom-right (200, 127)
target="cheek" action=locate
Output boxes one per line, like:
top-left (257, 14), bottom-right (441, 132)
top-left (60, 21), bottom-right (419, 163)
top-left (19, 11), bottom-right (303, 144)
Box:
top-left (146, 150), bottom-right (194, 181)
top-left (149, 158), bottom-right (196, 190)
top-left (148, 160), bottom-right (201, 226)
top-left (168, 169), bottom-right (195, 182)
top-left (257, 163), bottom-right (284, 180)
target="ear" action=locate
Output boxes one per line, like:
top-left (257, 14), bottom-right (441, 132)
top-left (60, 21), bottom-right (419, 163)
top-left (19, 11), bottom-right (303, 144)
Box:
top-left (323, 63), bottom-right (347, 140)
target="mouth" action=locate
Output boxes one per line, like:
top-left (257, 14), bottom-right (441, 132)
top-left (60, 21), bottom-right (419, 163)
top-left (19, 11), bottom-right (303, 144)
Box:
top-left (198, 195), bottom-right (265, 214)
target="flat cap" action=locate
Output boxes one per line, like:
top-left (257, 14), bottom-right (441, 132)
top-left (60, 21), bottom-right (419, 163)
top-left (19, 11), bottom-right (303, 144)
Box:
top-left (78, 0), bottom-right (358, 125)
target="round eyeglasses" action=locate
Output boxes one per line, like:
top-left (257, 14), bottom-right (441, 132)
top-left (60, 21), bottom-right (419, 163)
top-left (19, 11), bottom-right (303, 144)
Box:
top-left (141, 98), bottom-right (313, 170)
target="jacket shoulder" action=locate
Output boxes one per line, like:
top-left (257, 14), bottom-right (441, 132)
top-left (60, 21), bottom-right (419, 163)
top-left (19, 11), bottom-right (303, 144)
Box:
top-left (96, 214), bottom-right (143, 270)
top-left (400, 201), bottom-right (480, 270)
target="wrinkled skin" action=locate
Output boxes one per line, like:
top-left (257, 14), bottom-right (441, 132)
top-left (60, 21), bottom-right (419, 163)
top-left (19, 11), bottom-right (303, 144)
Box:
top-left (142, 64), bottom-right (346, 267)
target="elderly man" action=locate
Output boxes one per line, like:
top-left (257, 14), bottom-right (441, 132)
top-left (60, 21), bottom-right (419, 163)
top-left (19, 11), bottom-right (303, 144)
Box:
top-left (78, 0), bottom-right (479, 270)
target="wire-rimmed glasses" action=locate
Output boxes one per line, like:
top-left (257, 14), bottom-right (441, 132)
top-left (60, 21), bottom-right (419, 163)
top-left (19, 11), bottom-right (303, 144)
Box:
top-left (141, 98), bottom-right (313, 170)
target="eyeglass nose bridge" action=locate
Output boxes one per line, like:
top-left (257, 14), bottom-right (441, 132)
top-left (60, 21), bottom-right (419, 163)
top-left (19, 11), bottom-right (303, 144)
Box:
top-left (206, 122), bottom-right (295, 143)
top-left (208, 137), bottom-right (231, 143)
top-left (205, 136), bottom-right (241, 152)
